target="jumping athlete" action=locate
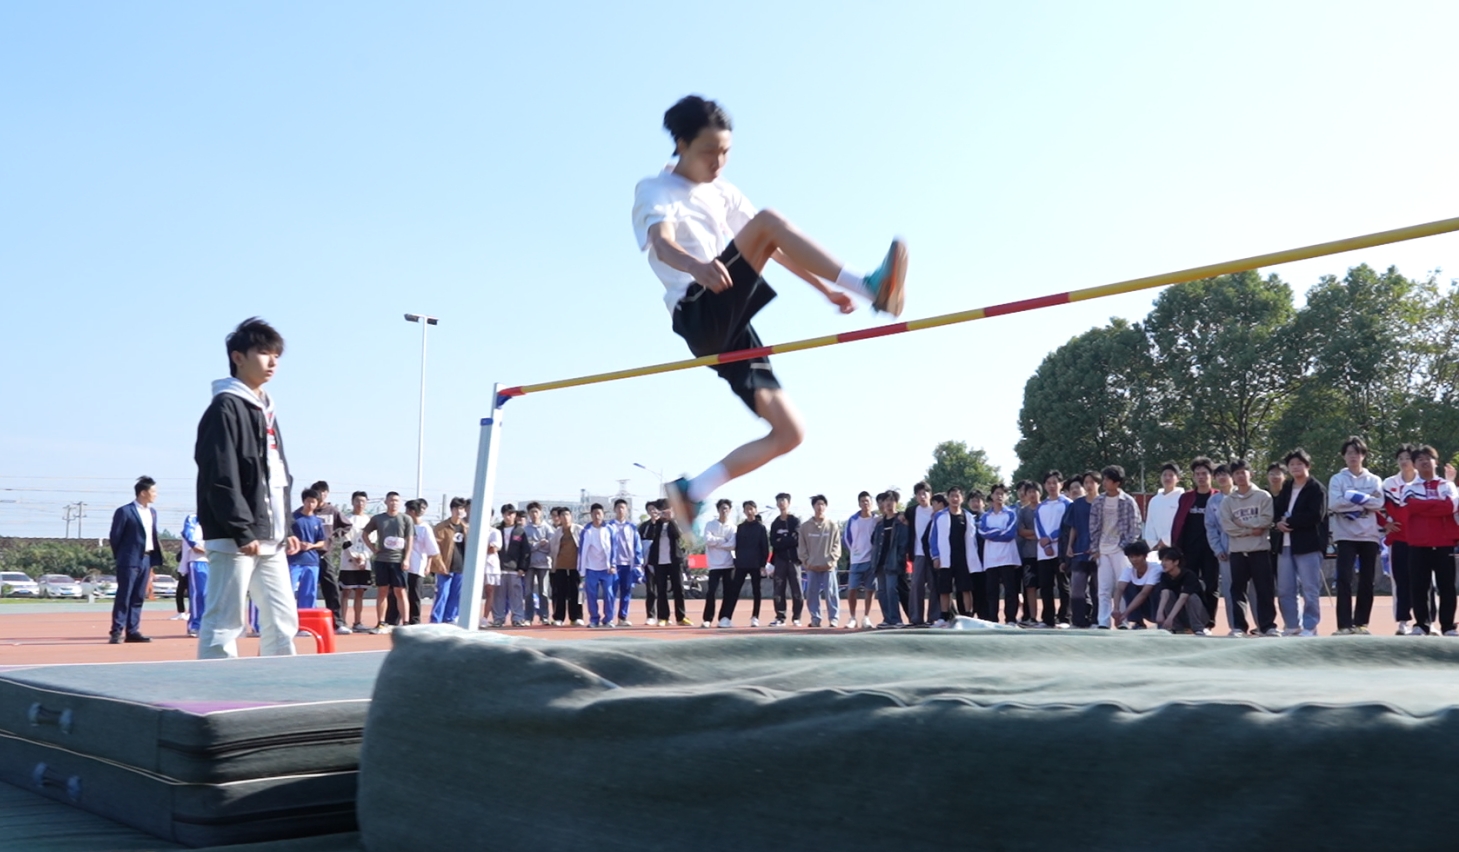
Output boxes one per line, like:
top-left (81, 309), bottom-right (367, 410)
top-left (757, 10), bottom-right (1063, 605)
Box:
top-left (632, 95), bottom-right (908, 528)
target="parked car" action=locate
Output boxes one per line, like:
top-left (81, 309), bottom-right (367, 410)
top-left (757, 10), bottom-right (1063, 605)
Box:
top-left (81, 574), bottom-right (118, 598)
top-left (151, 574), bottom-right (178, 598)
top-left (39, 574), bottom-right (83, 599)
top-left (1, 572), bottom-right (41, 598)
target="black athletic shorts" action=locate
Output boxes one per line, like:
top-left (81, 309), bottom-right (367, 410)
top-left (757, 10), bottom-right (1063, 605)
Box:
top-left (672, 241), bottom-right (781, 412)
top-left (953, 566), bottom-right (980, 595)
top-left (933, 567), bottom-right (955, 595)
top-left (373, 560), bottom-right (406, 589)
top-left (1021, 557), bottom-right (1039, 589)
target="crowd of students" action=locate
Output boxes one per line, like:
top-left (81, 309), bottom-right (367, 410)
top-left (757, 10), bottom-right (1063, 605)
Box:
top-left (171, 436), bottom-right (1459, 639)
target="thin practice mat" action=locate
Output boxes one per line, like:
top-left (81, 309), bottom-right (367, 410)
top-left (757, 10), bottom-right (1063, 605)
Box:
top-left (359, 626), bottom-right (1459, 851)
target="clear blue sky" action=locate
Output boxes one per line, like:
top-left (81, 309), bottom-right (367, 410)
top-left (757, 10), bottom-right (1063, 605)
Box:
top-left (3, 1), bottom-right (1457, 537)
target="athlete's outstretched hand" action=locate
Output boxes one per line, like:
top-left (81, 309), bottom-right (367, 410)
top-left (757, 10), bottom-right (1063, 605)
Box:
top-left (693, 258), bottom-right (734, 293)
top-left (826, 290), bottom-right (855, 314)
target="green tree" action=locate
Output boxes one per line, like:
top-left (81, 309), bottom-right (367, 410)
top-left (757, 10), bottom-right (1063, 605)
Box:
top-left (1143, 271), bottom-right (1298, 468)
top-left (1013, 318), bottom-right (1154, 483)
top-left (0, 540), bottom-right (116, 578)
top-left (924, 441), bottom-right (1001, 495)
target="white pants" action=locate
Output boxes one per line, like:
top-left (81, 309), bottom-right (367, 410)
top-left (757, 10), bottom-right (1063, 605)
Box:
top-left (198, 549), bottom-right (298, 659)
top-left (1096, 551), bottom-right (1130, 627)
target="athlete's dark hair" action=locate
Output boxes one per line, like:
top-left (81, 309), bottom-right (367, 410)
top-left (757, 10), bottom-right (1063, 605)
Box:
top-left (352, 490), bottom-right (368, 501)
top-left (776, 492), bottom-right (792, 502)
top-left (1340, 436), bottom-right (1368, 458)
top-left (858, 491), bottom-right (872, 501)
top-left (590, 503), bottom-right (604, 513)
top-left (301, 488), bottom-right (321, 502)
top-left (310, 480), bottom-right (329, 492)
top-left (913, 481), bottom-right (930, 495)
top-left (500, 503), bottom-right (516, 515)
top-left (810, 494), bottom-right (828, 507)
top-left (1411, 444), bottom-right (1439, 462)
top-left (1158, 546), bottom-right (1185, 565)
top-left (1160, 462), bottom-right (1181, 477)
top-left (134, 476), bottom-right (155, 496)
top-left (1102, 465), bottom-right (1125, 484)
top-left (225, 317), bottom-right (284, 377)
top-left (663, 95), bottom-right (732, 152)
top-left (947, 486), bottom-right (963, 496)
top-left (930, 493), bottom-right (948, 508)
top-left (1212, 463), bottom-right (1231, 477)
top-left (1124, 539), bottom-right (1151, 557)
top-left (716, 498), bottom-right (733, 511)
top-left (1267, 462), bottom-right (1286, 475)
top-left (525, 501), bottom-right (541, 512)
top-left (449, 497), bottom-right (467, 510)
top-left (742, 500), bottom-right (757, 510)
top-left (405, 499), bottom-right (421, 514)
top-left (1229, 459), bottom-right (1249, 474)
top-left (1042, 470), bottom-right (1063, 484)
top-left (1190, 457), bottom-right (1213, 475)
top-left (612, 498), bottom-right (628, 508)
top-left (1283, 448), bottom-right (1313, 468)
top-left (967, 489), bottom-right (985, 501)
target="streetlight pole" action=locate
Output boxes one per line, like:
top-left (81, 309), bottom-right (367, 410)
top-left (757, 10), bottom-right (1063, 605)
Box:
top-left (404, 313), bottom-right (439, 499)
top-left (633, 462), bottom-right (664, 496)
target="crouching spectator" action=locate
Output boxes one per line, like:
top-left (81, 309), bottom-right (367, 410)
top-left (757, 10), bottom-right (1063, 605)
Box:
top-left (1155, 546), bottom-right (1210, 634)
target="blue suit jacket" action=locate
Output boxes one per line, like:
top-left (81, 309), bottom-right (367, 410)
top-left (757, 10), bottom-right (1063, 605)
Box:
top-left (110, 503), bottom-right (164, 570)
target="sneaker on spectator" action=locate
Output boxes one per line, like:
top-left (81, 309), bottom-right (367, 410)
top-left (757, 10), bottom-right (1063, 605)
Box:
top-left (1354, 625), bottom-right (1371, 635)
top-left (809, 618), bottom-right (822, 628)
top-left (646, 618), bottom-right (659, 627)
top-left (169, 613), bottom-right (187, 621)
top-left (1227, 629), bottom-right (1245, 638)
top-left (678, 617), bottom-right (694, 626)
top-left (751, 617), bottom-right (761, 627)
top-left (1396, 621), bottom-right (1412, 635)
top-left (1281, 627), bottom-right (1301, 637)
top-left (1335, 627), bottom-right (1354, 635)
top-left (769, 618), bottom-right (784, 627)
top-left (573, 619), bottom-right (585, 627)
top-left (1412, 624), bottom-right (1430, 635)
top-left (1195, 628), bottom-right (1212, 636)
top-left (932, 618), bottom-right (948, 628)
top-left (718, 617), bottom-right (733, 628)
top-left (860, 616), bottom-right (873, 629)
top-left (701, 620), bottom-right (712, 628)
top-left (1298, 628), bottom-right (1317, 637)
top-left (335, 625), bottom-right (353, 635)
top-left (186, 629), bottom-right (198, 638)
top-left (617, 618), bottom-right (632, 627)
top-left (1444, 629), bottom-right (1459, 637)
top-left (792, 619), bottom-right (802, 627)
top-left (1260, 628), bottom-right (1281, 637)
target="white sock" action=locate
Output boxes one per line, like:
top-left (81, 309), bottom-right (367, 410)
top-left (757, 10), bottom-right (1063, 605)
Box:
top-left (835, 267), bottom-right (874, 301)
top-left (686, 463), bottom-right (731, 502)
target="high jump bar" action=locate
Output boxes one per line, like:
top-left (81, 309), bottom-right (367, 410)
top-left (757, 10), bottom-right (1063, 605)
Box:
top-left (499, 215), bottom-right (1459, 403)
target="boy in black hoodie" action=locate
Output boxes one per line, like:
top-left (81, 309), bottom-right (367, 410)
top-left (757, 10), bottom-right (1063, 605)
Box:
top-left (194, 318), bottom-right (303, 659)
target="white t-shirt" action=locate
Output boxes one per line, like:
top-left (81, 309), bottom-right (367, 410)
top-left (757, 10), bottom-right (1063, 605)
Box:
top-left (1118, 563), bottom-right (1162, 587)
top-left (1143, 487), bottom-right (1185, 548)
top-left (912, 504), bottom-right (935, 557)
top-left (407, 522), bottom-right (440, 576)
top-left (847, 514), bottom-right (877, 564)
top-left (631, 166), bottom-right (757, 311)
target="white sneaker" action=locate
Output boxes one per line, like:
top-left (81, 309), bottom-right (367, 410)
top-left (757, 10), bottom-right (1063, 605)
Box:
top-left (646, 618), bottom-right (659, 627)
top-left (169, 613), bottom-right (187, 621)
top-left (1281, 627), bottom-right (1302, 637)
top-left (478, 619), bottom-right (491, 629)
top-left (718, 618), bottom-right (733, 628)
top-left (1397, 621), bottom-right (1412, 636)
top-left (861, 616), bottom-right (872, 629)
top-left (701, 620), bottom-right (712, 628)
top-left (1335, 627), bottom-right (1354, 635)
top-left (616, 619), bottom-right (632, 627)
top-left (1444, 629), bottom-right (1459, 637)
top-left (792, 619), bottom-right (802, 627)
top-left (572, 619), bottom-right (585, 626)
top-left (1298, 629), bottom-right (1317, 637)
top-left (842, 620), bottom-right (856, 629)
top-left (1227, 629), bottom-right (1246, 638)
top-left (1195, 628), bottom-right (1212, 636)
top-left (932, 618), bottom-right (948, 628)
top-left (750, 617), bottom-right (761, 627)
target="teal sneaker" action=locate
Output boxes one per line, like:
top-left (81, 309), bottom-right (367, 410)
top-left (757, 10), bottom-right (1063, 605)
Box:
top-left (865, 238), bottom-right (908, 317)
top-left (665, 477), bottom-right (707, 537)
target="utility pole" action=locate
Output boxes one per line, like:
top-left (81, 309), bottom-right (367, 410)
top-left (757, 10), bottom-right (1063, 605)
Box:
top-left (63, 503), bottom-right (77, 538)
top-left (75, 501), bottom-right (87, 539)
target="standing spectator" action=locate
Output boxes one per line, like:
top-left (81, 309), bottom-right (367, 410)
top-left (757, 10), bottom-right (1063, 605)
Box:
top-left (363, 492), bottom-right (414, 632)
top-left (607, 499), bottom-right (644, 627)
top-left (1205, 464), bottom-right (1239, 635)
top-left (1272, 449), bottom-right (1328, 637)
top-left (798, 495), bottom-right (842, 628)
top-left (871, 492), bottom-right (908, 628)
top-left (1329, 436), bottom-right (1384, 635)
top-left (1033, 471), bottom-right (1070, 628)
top-left (1154, 546), bottom-right (1210, 634)
top-left (769, 493), bottom-right (804, 626)
top-left (1382, 444), bottom-right (1420, 634)
top-left (843, 491), bottom-right (879, 629)
top-left (390, 499), bottom-right (437, 625)
top-left (1144, 463), bottom-right (1186, 548)
top-left (645, 502), bottom-right (689, 626)
top-left (193, 317), bottom-right (303, 659)
top-left (288, 488), bottom-right (330, 610)
top-left (108, 476), bottom-right (164, 643)
top-left (1220, 459), bottom-right (1277, 636)
top-left (639, 502), bottom-right (661, 625)
top-left (577, 504), bottom-right (615, 628)
top-left (703, 499), bottom-right (737, 627)
top-left (430, 497), bottom-right (469, 624)
top-left (978, 483), bottom-right (1022, 624)
top-left (523, 503), bottom-right (554, 626)
top-left (1015, 481), bottom-right (1041, 626)
top-left (928, 486), bottom-right (981, 627)
top-left (904, 482), bottom-right (938, 627)
top-left (310, 481), bottom-right (348, 633)
top-left (924, 493), bottom-right (949, 622)
top-left (724, 499), bottom-right (768, 626)
top-left (549, 507), bottom-right (584, 625)
top-left (964, 489), bottom-right (989, 618)
top-left (1062, 473), bottom-right (1097, 628)
top-left (1170, 458), bottom-right (1219, 629)
top-left (1266, 462), bottom-right (1288, 563)
top-left (339, 491), bottom-right (374, 633)
top-left (479, 504), bottom-right (503, 628)
top-left (1088, 465), bottom-right (1143, 629)
top-left (179, 511), bottom-right (208, 638)
top-left (492, 506), bottom-right (530, 627)
top-left (1391, 445), bottom-right (1459, 636)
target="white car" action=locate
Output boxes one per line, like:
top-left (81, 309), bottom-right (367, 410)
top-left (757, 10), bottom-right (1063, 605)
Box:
top-left (81, 575), bottom-right (118, 598)
top-left (39, 574), bottom-right (83, 598)
top-left (151, 574), bottom-right (179, 598)
top-left (1, 572), bottom-right (41, 598)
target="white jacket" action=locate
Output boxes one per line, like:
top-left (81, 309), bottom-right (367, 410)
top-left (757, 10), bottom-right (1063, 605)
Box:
top-left (927, 508), bottom-right (985, 573)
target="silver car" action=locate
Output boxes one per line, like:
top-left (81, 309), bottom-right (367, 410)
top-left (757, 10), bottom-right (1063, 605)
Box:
top-left (1, 572), bottom-right (41, 598)
top-left (39, 574), bottom-right (83, 598)
top-left (81, 575), bottom-right (118, 598)
top-left (151, 574), bottom-right (179, 598)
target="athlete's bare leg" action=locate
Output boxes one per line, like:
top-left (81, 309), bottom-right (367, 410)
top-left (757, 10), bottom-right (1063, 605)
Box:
top-left (733, 209), bottom-right (844, 280)
top-left (716, 388), bottom-right (804, 480)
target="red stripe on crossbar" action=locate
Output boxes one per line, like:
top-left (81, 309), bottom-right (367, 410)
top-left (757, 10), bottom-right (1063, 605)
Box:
top-left (499, 386), bottom-right (524, 398)
top-left (715, 345), bottom-right (774, 364)
top-left (838, 322), bottom-right (911, 343)
top-left (982, 292), bottom-right (1072, 317)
